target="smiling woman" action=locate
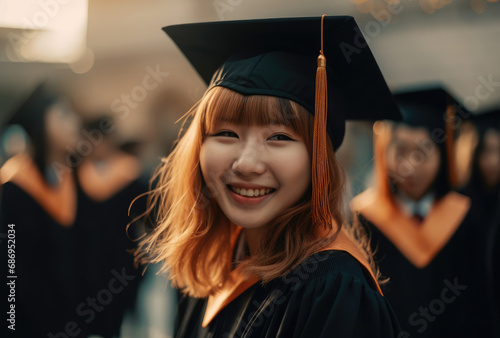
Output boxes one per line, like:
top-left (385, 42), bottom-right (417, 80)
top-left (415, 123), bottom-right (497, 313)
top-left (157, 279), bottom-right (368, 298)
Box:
top-left (132, 16), bottom-right (403, 337)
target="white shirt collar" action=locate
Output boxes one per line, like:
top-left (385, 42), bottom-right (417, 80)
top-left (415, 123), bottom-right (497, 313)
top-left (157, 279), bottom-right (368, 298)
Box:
top-left (395, 190), bottom-right (435, 218)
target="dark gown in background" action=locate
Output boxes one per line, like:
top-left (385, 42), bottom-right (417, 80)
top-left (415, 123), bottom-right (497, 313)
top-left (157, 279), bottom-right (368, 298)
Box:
top-left (352, 189), bottom-right (497, 337)
top-left (0, 157), bottom-right (84, 338)
top-left (73, 155), bottom-right (148, 337)
top-left (174, 229), bottom-right (401, 338)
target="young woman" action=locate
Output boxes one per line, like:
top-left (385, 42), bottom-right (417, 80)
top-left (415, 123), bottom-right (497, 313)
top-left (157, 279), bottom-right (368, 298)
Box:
top-left (74, 116), bottom-right (148, 337)
top-left (132, 16), bottom-right (402, 337)
top-left (0, 83), bottom-right (84, 337)
top-left (459, 108), bottom-right (500, 333)
top-left (351, 86), bottom-right (497, 337)
top-left (460, 108), bottom-right (500, 221)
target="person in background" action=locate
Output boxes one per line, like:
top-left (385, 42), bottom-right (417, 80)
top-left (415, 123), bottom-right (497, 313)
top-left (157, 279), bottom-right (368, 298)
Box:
top-left (459, 108), bottom-right (500, 220)
top-left (74, 115), bottom-right (149, 337)
top-left (351, 86), bottom-right (497, 337)
top-left (0, 82), bottom-right (84, 337)
top-left (459, 108), bottom-right (500, 333)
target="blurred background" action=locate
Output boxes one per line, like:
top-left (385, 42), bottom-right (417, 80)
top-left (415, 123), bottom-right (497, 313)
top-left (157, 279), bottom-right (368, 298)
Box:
top-left (0, 1), bottom-right (499, 337)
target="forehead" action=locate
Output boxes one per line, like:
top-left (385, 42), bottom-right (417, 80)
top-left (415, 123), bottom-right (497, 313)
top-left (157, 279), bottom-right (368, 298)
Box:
top-left (484, 129), bottom-right (500, 145)
top-left (392, 124), bottom-right (432, 144)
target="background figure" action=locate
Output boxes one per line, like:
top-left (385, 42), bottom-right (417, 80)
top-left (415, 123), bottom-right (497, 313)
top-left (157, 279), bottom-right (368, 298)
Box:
top-left (74, 115), bottom-right (149, 337)
top-left (0, 82), bottom-right (84, 337)
top-left (458, 108), bottom-right (500, 333)
top-left (352, 86), bottom-right (497, 337)
top-left (459, 108), bottom-right (500, 220)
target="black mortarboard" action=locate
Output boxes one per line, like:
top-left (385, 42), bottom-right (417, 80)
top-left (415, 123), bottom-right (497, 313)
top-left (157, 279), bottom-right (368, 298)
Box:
top-left (392, 85), bottom-right (464, 132)
top-left (5, 82), bottom-right (59, 134)
top-left (162, 16), bottom-right (400, 151)
top-left (162, 16), bottom-right (401, 227)
top-left (471, 108), bottom-right (500, 136)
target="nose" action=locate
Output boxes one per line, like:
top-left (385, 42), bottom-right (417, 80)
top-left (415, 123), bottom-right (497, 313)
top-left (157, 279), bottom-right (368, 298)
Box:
top-left (231, 142), bottom-right (266, 176)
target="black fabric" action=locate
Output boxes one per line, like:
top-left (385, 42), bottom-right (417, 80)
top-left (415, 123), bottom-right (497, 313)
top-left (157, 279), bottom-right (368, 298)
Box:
top-left (392, 85), bottom-right (465, 132)
top-left (174, 250), bottom-right (401, 338)
top-left (73, 172), bottom-right (148, 337)
top-left (0, 181), bottom-right (83, 338)
top-left (162, 16), bottom-right (401, 150)
top-left (357, 202), bottom-right (498, 338)
top-left (0, 169), bottom-right (148, 337)
top-left (487, 200), bottom-right (500, 335)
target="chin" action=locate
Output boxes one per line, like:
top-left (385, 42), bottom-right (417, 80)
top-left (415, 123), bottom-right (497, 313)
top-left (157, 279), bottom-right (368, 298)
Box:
top-left (227, 215), bottom-right (269, 229)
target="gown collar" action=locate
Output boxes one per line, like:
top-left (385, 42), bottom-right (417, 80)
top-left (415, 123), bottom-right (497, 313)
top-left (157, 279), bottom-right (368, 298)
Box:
top-left (202, 225), bottom-right (382, 328)
top-left (395, 190), bottom-right (435, 218)
top-left (0, 153), bottom-right (77, 227)
top-left (351, 188), bottom-right (470, 268)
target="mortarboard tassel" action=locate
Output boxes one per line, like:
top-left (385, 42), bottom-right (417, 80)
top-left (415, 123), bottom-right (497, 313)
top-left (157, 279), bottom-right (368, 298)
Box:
top-left (445, 105), bottom-right (458, 188)
top-left (312, 14), bottom-right (332, 229)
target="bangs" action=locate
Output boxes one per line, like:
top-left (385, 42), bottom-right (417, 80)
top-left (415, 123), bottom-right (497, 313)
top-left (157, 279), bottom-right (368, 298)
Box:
top-left (201, 86), bottom-right (313, 142)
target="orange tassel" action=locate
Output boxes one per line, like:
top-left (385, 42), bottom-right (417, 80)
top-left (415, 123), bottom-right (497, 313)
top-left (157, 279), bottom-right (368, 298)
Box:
top-left (445, 105), bottom-right (458, 188)
top-left (311, 15), bottom-right (331, 229)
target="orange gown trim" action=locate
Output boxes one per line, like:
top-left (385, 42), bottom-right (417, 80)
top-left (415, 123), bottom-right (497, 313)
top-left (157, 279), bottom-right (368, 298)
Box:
top-left (202, 225), bottom-right (383, 328)
top-left (0, 154), bottom-right (77, 227)
top-left (351, 188), bottom-right (470, 269)
top-left (77, 152), bottom-right (142, 202)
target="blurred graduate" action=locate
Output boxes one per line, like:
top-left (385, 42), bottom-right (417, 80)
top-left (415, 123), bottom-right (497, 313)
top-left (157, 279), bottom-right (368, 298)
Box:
top-left (351, 86), bottom-right (497, 337)
top-left (459, 107), bottom-right (500, 331)
top-left (0, 83), bottom-right (84, 337)
top-left (73, 116), bottom-right (148, 337)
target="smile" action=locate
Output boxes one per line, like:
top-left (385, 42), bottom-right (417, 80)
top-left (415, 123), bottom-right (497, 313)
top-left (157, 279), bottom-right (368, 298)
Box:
top-left (227, 185), bottom-right (276, 197)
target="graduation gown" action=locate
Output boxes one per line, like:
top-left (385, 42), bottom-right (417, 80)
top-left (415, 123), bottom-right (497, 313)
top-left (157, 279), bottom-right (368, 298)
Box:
top-left (352, 188), bottom-right (500, 337)
top-left (0, 154), bottom-right (83, 338)
top-left (175, 227), bottom-right (401, 338)
top-left (350, 120), bottom-right (499, 337)
top-left (73, 153), bottom-right (148, 337)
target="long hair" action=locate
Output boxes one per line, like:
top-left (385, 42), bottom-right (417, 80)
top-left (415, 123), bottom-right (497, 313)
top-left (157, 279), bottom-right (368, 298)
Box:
top-left (133, 86), bottom-right (378, 297)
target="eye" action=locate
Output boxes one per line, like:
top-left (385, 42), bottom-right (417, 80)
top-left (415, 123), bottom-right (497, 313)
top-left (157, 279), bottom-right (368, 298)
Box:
top-left (213, 131), bottom-right (238, 138)
top-left (268, 134), bottom-right (294, 141)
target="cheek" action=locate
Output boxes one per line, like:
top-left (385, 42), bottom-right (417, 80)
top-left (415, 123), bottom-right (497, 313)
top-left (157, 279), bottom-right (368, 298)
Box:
top-left (200, 141), bottom-right (229, 183)
top-left (423, 153), bottom-right (441, 180)
top-left (273, 146), bottom-right (311, 191)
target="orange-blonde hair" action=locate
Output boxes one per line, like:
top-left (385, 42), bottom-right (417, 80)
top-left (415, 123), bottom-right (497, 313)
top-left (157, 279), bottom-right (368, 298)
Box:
top-left (133, 86), bottom-right (378, 297)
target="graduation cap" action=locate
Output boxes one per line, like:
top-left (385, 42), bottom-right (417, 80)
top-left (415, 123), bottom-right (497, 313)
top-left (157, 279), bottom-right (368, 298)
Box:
top-left (162, 15), bottom-right (401, 227)
top-left (392, 84), bottom-right (467, 188)
top-left (5, 82), bottom-right (59, 135)
top-left (392, 85), bottom-right (467, 132)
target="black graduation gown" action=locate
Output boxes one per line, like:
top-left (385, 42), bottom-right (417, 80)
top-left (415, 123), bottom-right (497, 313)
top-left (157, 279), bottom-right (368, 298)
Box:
top-left (353, 191), bottom-right (497, 337)
top-left (0, 181), bottom-right (83, 338)
top-left (459, 181), bottom-right (499, 225)
top-left (486, 196), bottom-right (500, 334)
top-left (73, 171), bottom-right (148, 337)
top-left (175, 250), bottom-right (401, 338)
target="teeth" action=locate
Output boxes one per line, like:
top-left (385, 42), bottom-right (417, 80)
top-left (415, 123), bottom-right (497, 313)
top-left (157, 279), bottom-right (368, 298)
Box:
top-left (231, 186), bottom-right (274, 197)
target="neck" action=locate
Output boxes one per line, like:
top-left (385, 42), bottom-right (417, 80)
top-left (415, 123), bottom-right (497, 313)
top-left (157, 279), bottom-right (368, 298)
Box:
top-left (242, 227), bottom-right (266, 256)
top-left (45, 148), bottom-right (69, 186)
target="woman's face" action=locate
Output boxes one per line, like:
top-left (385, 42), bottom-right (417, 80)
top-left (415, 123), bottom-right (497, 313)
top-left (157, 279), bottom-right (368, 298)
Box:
top-left (478, 129), bottom-right (500, 188)
top-left (45, 100), bottom-right (81, 152)
top-left (200, 122), bottom-right (311, 229)
top-left (386, 125), bottom-right (441, 201)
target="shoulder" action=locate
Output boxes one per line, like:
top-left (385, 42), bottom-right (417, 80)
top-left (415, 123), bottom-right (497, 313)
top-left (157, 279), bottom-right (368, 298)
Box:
top-left (281, 250), bottom-right (379, 293)
top-left (271, 250), bottom-right (401, 337)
